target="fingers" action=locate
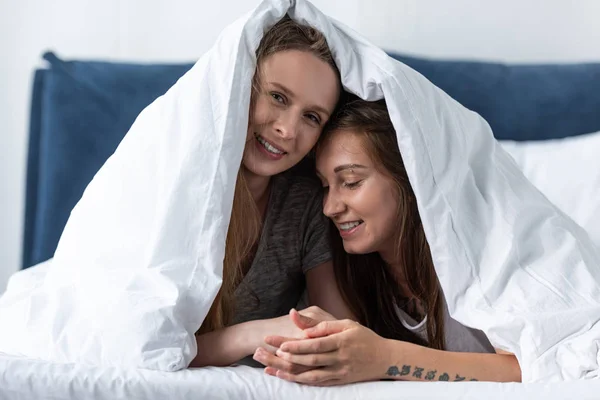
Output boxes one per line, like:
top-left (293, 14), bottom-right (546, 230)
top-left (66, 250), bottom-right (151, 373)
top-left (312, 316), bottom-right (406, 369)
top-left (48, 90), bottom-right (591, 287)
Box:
top-left (274, 367), bottom-right (341, 385)
top-left (303, 320), bottom-right (354, 338)
top-left (264, 335), bottom-right (297, 348)
top-left (253, 348), bottom-right (312, 375)
top-left (265, 367), bottom-right (340, 387)
top-left (279, 335), bottom-right (339, 354)
top-left (275, 348), bottom-right (337, 367)
top-left (290, 308), bottom-right (319, 330)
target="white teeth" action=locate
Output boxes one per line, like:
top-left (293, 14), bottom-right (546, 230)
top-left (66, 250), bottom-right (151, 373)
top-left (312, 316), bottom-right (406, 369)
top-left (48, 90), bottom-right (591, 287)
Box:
top-left (257, 135), bottom-right (284, 155)
top-left (340, 221), bottom-right (361, 231)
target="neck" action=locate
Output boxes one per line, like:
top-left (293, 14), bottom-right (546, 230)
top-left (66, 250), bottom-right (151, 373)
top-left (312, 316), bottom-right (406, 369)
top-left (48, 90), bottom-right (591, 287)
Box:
top-left (379, 248), bottom-right (413, 297)
top-left (378, 246), bottom-right (398, 271)
top-left (242, 167), bottom-right (271, 206)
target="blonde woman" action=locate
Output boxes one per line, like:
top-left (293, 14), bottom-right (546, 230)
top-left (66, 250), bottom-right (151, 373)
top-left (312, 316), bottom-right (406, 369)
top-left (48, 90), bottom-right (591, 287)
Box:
top-left (190, 16), bottom-right (352, 368)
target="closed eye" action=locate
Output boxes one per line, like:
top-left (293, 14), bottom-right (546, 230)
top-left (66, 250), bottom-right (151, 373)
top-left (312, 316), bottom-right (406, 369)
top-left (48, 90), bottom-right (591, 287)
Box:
top-left (342, 180), bottom-right (363, 189)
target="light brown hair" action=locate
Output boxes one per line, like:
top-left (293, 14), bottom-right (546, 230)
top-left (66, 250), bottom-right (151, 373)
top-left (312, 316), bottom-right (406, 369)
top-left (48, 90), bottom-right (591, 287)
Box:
top-left (198, 15), bottom-right (338, 334)
top-left (319, 97), bottom-right (446, 350)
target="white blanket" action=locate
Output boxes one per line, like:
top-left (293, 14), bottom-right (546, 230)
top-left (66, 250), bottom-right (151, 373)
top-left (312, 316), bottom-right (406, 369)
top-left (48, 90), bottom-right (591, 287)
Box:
top-left (1, 0), bottom-right (599, 382)
top-left (2, 352), bottom-right (600, 400)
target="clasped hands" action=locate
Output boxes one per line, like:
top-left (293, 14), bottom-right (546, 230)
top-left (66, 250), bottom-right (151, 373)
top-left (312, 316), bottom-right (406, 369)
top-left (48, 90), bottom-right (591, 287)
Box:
top-left (252, 306), bottom-right (389, 386)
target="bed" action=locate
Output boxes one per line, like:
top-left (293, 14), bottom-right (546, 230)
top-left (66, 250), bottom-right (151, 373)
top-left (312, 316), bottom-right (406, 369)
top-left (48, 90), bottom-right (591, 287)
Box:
top-left (6, 50), bottom-right (600, 399)
top-left (2, 354), bottom-right (600, 400)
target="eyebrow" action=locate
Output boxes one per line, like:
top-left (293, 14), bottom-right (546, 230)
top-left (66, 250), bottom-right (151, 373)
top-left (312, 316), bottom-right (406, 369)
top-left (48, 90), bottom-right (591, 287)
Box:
top-left (268, 82), bottom-right (331, 118)
top-left (333, 164), bottom-right (368, 173)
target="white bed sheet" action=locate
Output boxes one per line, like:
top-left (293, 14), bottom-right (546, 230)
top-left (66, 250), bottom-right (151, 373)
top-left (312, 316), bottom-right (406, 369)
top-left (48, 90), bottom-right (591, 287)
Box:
top-left (0, 353), bottom-right (598, 400)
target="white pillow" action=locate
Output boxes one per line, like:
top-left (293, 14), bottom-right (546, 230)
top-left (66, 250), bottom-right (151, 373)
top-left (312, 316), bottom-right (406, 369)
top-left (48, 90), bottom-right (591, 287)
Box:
top-left (501, 131), bottom-right (600, 247)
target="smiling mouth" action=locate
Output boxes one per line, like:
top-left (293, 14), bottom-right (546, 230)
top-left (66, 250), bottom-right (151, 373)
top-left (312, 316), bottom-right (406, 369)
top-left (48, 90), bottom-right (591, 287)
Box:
top-left (255, 134), bottom-right (287, 155)
top-left (338, 220), bottom-right (363, 232)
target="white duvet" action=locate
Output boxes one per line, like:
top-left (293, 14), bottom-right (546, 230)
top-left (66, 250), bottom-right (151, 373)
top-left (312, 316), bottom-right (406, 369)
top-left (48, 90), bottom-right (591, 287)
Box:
top-left (2, 352), bottom-right (600, 400)
top-left (1, 0), bottom-right (599, 383)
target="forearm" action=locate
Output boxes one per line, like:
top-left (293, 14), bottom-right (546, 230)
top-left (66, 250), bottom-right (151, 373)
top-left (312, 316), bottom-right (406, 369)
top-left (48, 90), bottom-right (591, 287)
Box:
top-left (189, 320), bottom-right (266, 368)
top-left (381, 340), bottom-right (521, 382)
top-left (306, 261), bottom-right (356, 320)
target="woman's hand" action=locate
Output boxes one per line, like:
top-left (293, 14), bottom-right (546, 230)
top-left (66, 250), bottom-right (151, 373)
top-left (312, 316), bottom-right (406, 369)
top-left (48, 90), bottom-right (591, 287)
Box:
top-left (264, 319), bottom-right (391, 386)
top-left (253, 306), bottom-right (337, 374)
top-left (263, 306), bottom-right (337, 349)
top-left (191, 306), bottom-right (332, 368)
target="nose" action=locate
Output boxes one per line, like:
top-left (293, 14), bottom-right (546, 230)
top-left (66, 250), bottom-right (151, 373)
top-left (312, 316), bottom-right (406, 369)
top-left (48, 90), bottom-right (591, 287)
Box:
top-left (323, 189), bottom-right (346, 219)
top-left (273, 111), bottom-right (299, 140)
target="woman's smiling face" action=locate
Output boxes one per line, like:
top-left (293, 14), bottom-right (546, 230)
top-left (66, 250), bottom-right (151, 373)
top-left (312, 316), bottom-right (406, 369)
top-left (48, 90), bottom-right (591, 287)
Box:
top-left (243, 50), bottom-right (340, 179)
top-left (316, 129), bottom-right (400, 256)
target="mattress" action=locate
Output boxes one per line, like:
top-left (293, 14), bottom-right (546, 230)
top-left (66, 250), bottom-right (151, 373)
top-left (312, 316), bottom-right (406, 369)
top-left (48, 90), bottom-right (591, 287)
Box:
top-left (1, 353), bottom-right (598, 400)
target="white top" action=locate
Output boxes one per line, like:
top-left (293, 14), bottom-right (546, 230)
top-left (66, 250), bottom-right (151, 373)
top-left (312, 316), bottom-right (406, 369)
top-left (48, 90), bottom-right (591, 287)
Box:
top-left (394, 301), bottom-right (495, 353)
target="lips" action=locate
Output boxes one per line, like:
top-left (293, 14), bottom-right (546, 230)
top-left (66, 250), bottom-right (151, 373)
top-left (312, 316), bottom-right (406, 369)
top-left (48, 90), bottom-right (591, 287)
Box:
top-left (252, 133), bottom-right (288, 161)
top-left (339, 221), bottom-right (361, 230)
top-left (337, 220), bottom-right (364, 238)
top-left (255, 134), bottom-right (287, 155)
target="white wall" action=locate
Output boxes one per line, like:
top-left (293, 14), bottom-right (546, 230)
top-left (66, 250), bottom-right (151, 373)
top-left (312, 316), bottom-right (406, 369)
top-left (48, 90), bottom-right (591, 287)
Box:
top-left (2, 0), bottom-right (600, 292)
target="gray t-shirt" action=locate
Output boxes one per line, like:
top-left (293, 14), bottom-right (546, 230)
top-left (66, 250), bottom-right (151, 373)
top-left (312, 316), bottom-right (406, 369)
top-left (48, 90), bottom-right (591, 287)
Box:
top-left (231, 172), bottom-right (331, 325)
top-left (229, 171), bottom-right (492, 357)
top-left (395, 299), bottom-right (495, 353)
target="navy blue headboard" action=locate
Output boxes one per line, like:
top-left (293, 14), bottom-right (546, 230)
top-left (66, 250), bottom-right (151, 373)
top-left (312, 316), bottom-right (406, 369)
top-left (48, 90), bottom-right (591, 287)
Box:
top-left (393, 54), bottom-right (600, 141)
top-left (22, 51), bottom-right (600, 269)
top-left (22, 53), bottom-right (192, 269)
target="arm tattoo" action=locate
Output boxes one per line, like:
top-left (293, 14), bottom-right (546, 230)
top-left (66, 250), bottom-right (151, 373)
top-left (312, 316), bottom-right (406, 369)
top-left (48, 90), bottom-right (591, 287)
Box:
top-left (386, 365), bottom-right (411, 377)
top-left (390, 365), bottom-right (477, 382)
top-left (413, 366), bottom-right (424, 379)
top-left (425, 370), bottom-right (437, 380)
top-left (453, 374), bottom-right (478, 382)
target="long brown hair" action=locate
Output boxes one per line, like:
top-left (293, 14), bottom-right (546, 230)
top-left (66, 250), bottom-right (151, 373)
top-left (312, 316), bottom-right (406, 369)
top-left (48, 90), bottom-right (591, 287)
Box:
top-left (319, 98), bottom-right (446, 350)
top-left (198, 15), bottom-right (339, 334)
